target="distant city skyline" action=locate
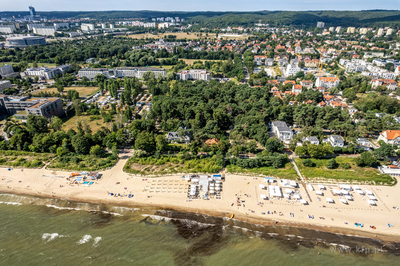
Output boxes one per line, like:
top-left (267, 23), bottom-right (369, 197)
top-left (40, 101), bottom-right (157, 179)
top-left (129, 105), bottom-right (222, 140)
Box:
top-left (2, 0), bottom-right (399, 12)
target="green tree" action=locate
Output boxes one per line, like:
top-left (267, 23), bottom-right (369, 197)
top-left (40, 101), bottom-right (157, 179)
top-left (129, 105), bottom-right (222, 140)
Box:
top-left (265, 138), bottom-right (284, 153)
top-left (155, 134), bottom-right (167, 152)
top-left (90, 145), bottom-right (103, 157)
top-left (326, 158), bottom-right (338, 169)
top-left (134, 132), bottom-right (156, 153)
top-left (71, 134), bottom-right (90, 154)
top-left (50, 116), bottom-right (63, 131)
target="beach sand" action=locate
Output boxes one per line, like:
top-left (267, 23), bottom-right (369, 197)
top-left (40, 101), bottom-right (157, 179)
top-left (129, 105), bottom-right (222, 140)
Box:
top-left (1, 151), bottom-right (399, 242)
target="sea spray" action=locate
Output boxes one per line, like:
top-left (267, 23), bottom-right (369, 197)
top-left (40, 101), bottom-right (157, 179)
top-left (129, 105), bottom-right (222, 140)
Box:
top-left (77, 235), bottom-right (92, 245)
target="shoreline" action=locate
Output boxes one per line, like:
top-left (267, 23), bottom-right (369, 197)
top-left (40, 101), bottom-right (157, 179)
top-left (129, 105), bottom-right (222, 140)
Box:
top-left (1, 188), bottom-right (399, 243)
top-left (1, 154), bottom-right (399, 243)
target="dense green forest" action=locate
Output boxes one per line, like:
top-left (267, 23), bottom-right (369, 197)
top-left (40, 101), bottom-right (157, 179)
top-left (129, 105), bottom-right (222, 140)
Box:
top-left (1, 10), bottom-right (400, 27)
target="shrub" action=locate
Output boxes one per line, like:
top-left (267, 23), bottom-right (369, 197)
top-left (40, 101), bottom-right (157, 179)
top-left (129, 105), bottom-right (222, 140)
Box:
top-left (326, 158), bottom-right (338, 169)
top-left (341, 162), bottom-right (351, 169)
top-left (302, 158), bottom-right (316, 167)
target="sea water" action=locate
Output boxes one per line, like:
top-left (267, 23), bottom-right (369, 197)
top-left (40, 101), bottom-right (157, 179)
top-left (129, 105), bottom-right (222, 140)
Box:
top-left (0, 193), bottom-right (399, 266)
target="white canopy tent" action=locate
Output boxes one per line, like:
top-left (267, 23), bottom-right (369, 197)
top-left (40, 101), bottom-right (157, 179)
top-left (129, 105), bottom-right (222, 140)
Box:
top-left (332, 189), bottom-right (341, 195)
top-left (285, 188), bottom-right (293, 194)
top-left (368, 200), bottom-right (377, 206)
top-left (293, 194), bottom-right (301, 200)
top-left (300, 199), bottom-right (308, 205)
top-left (315, 191), bottom-right (323, 196)
top-left (308, 184), bottom-right (314, 191)
top-left (326, 198), bottom-right (334, 203)
top-left (260, 194), bottom-right (267, 199)
top-left (356, 189), bottom-right (364, 195)
top-left (339, 184), bottom-right (352, 191)
top-left (345, 195), bottom-right (353, 201)
top-left (268, 185), bottom-right (282, 198)
top-left (259, 184), bottom-right (266, 189)
top-left (318, 185), bottom-right (326, 190)
top-left (283, 193), bottom-right (291, 199)
top-left (365, 190), bottom-right (374, 195)
top-left (340, 199), bottom-right (348, 204)
top-left (368, 195), bottom-right (377, 200)
top-left (340, 190), bottom-right (350, 195)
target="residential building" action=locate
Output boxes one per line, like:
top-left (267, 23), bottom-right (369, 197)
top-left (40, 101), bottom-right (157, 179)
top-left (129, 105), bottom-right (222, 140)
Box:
top-left (265, 58), bottom-right (274, 66)
top-left (300, 80), bottom-right (313, 89)
top-left (32, 26), bottom-right (56, 36)
top-left (324, 135), bottom-right (345, 147)
top-left (356, 138), bottom-right (373, 151)
top-left (25, 65), bottom-right (71, 80)
top-left (335, 26), bottom-right (342, 33)
top-left (27, 23), bottom-right (44, 31)
top-left (177, 69), bottom-right (211, 81)
top-left (271, 121), bottom-right (293, 143)
top-left (81, 23), bottom-right (95, 31)
top-left (378, 165), bottom-right (400, 177)
top-left (0, 96), bottom-right (62, 118)
top-left (359, 28), bottom-right (368, 34)
top-left (303, 136), bottom-right (320, 145)
top-left (292, 84), bottom-right (302, 94)
top-left (0, 81), bottom-right (12, 92)
top-left (0, 24), bottom-right (16, 34)
top-left (329, 27), bottom-right (335, 32)
top-left (0, 64), bottom-right (14, 76)
top-left (29, 6), bottom-right (36, 16)
top-left (377, 28), bottom-right (384, 36)
top-left (5, 36), bottom-right (46, 47)
top-left (286, 64), bottom-right (301, 77)
top-left (386, 28), bottom-right (393, 36)
top-left (378, 130), bottom-right (400, 145)
top-left (53, 23), bottom-right (69, 30)
top-left (347, 27), bottom-right (356, 34)
top-left (78, 68), bottom-right (111, 80)
top-left (165, 132), bottom-right (190, 144)
top-left (371, 79), bottom-right (398, 91)
top-left (316, 22), bottom-right (325, 28)
top-left (135, 68), bottom-right (166, 79)
top-left (315, 77), bottom-right (340, 89)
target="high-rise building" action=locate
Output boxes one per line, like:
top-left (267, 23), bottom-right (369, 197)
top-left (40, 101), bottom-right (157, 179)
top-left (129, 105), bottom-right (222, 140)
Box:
top-left (81, 23), bottom-right (95, 31)
top-left (53, 23), bottom-right (69, 30)
top-left (0, 24), bottom-right (16, 34)
top-left (377, 28), bottom-right (384, 36)
top-left (317, 22), bottom-right (325, 28)
top-left (386, 28), bottom-right (393, 36)
top-left (335, 26), bottom-right (342, 33)
top-left (347, 27), bottom-right (356, 34)
top-left (359, 28), bottom-right (368, 34)
top-left (329, 27), bottom-right (335, 32)
top-left (32, 26), bottom-right (55, 36)
top-left (0, 64), bottom-right (14, 76)
top-left (29, 6), bottom-right (36, 16)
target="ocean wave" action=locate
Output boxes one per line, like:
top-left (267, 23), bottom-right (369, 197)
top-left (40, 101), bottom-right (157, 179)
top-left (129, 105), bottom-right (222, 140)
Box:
top-left (42, 233), bottom-right (60, 242)
top-left (45, 204), bottom-right (122, 216)
top-left (93, 237), bottom-right (102, 247)
top-left (77, 235), bottom-right (92, 245)
top-left (0, 201), bottom-right (22, 205)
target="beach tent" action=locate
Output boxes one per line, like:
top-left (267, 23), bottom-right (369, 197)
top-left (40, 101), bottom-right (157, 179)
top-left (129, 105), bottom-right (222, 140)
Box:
top-left (308, 184), bottom-right (314, 191)
top-left (356, 189), bottom-right (364, 195)
top-left (293, 194), bottom-right (301, 200)
top-left (315, 191), bottom-right (323, 196)
top-left (340, 190), bottom-right (350, 195)
top-left (332, 189), bottom-right (341, 195)
top-left (264, 177), bottom-right (274, 183)
top-left (368, 200), bottom-right (377, 206)
top-left (368, 195), bottom-right (377, 200)
top-left (318, 185), bottom-right (325, 190)
top-left (268, 185), bottom-right (282, 198)
top-left (283, 193), bottom-right (291, 199)
top-left (259, 184), bottom-right (266, 189)
top-left (345, 195), bottom-right (353, 201)
top-left (192, 178), bottom-right (199, 183)
top-left (300, 199), bottom-right (308, 205)
top-left (285, 188), bottom-right (293, 194)
top-left (339, 184), bottom-right (352, 191)
top-left (353, 185), bottom-right (361, 190)
top-left (326, 198), bottom-right (334, 203)
top-left (260, 194), bottom-right (267, 199)
top-left (340, 199), bottom-right (348, 204)
top-left (365, 190), bottom-right (374, 196)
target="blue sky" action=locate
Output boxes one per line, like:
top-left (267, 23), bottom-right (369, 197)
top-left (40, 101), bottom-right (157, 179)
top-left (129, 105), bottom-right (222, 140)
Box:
top-left (2, 0), bottom-right (399, 11)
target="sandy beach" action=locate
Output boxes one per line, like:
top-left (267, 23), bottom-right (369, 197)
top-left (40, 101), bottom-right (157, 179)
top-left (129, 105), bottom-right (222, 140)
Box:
top-left (1, 151), bottom-right (400, 242)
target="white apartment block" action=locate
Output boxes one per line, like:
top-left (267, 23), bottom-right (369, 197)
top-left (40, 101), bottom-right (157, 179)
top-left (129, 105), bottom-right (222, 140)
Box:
top-left (316, 77), bottom-right (340, 89)
top-left (316, 22), bottom-right (325, 28)
top-left (359, 28), bottom-right (368, 34)
top-left (0, 24), bottom-right (16, 34)
top-left (78, 68), bottom-right (111, 80)
top-left (0, 64), bottom-right (14, 76)
top-left (33, 26), bottom-right (55, 36)
top-left (271, 121), bottom-right (293, 143)
top-left (81, 23), bottom-right (95, 31)
top-left (386, 29), bottom-right (393, 36)
top-left (27, 23), bottom-right (44, 31)
top-left (286, 64), bottom-right (301, 77)
top-left (347, 27), bottom-right (356, 34)
top-left (0, 80), bottom-right (12, 92)
top-left (114, 67), bottom-right (166, 79)
top-left (177, 69), bottom-right (211, 81)
top-left (25, 65), bottom-right (71, 80)
top-left (144, 23), bottom-right (156, 28)
top-left (377, 28), bottom-right (384, 36)
top-left (335, 26), bottom-right (342, 33)
top-left (53, 23), bottom-right (69, 30)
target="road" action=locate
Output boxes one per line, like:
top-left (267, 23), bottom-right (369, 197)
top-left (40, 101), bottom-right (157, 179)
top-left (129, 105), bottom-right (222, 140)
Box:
top-left (241, 54), bottom-right (250, 83)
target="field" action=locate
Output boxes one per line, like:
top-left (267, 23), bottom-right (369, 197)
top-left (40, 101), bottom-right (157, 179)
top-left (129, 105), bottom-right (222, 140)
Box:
top-left (226, 162), bottom-right (299, 180)
top-left (125, 32), bottom-right (217, 40)
top-left (124, 155), bottom-right (223, 176)
top-left (32, 86), bottom-right (98, 97)
top-left (62, 114), bottom-right (111, 132)
top-left (0, 150), bottom-right (56, 168)
top-left (47, 154), bottom-right (118, 171)
top-left (0, 62), bottom-right (57, 68)
top-left (295, 157), bottom-right (396, 185)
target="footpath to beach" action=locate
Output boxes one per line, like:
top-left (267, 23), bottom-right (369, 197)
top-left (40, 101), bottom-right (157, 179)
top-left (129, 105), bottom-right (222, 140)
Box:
top-left (1, 150), bottom-right (400, 242)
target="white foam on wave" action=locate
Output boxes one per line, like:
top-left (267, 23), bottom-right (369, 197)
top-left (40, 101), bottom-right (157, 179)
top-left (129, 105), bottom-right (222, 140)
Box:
top-left (142, 214), bottom-right (172, 222)
top-left (0, 201), bottom-right (22, 205)
top-left (93, 237), bottom-right (102, 247)
top-left (42, 233), bottom-right (60, 242)
top-left (45, 204), bottom-right (122, 216)
top-left (77, 235), bottom-right (92, 245)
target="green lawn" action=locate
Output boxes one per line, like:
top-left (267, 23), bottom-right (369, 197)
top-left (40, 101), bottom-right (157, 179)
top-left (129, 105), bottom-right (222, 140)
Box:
top-left (295, 157), bottom-right (396, 185)
top-left (226, 162), bottom-right (299, 180)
